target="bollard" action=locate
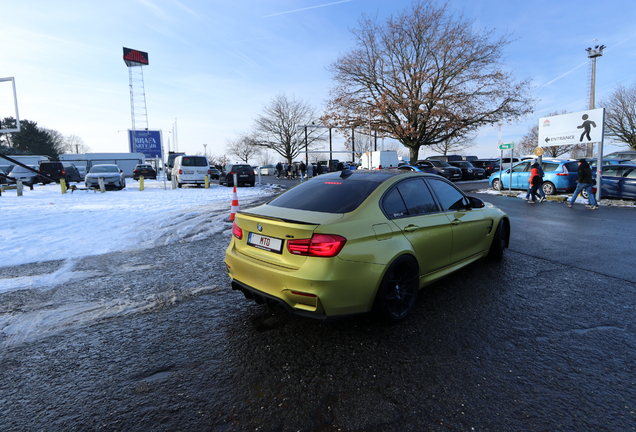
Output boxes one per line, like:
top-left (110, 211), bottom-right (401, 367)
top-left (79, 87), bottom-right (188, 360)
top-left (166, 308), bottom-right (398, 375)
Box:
top-left (17, 180), bottom-right (23, 197)
top-left (140, 176), bottom-right (144, 191)
top-left (60, 178), bottom-right (67, 194)
top-left (171, 175), bottom-right (177, 190)
top-left (205, 174), bottom-right (209, 189)
top-left (98, 177), bottom-right (105, 193)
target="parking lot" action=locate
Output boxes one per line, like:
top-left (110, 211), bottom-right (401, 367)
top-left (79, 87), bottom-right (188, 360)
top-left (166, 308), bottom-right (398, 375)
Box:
top-left (1, 179), bottom-right (635, 432)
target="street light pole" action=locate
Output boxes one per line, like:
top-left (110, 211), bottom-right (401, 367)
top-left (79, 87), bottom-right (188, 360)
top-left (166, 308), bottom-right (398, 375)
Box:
top-left (586, 42), bottom-right (606, 158)
top-left (203, 143), bottom-right (207, 159)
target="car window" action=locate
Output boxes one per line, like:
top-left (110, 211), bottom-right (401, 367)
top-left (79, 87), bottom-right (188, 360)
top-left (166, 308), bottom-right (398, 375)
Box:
top-left (426, 178), bottom-right (468, 211)
top-left (90, 165), bottom-right (118, 173)
top-left (232, 165), bottom-right (253, 174)
top-left (542, 162), bottom-right (559, 172)
top-left (382, 188), bottom-right (408, 219)
top-left (603, 167), bottom-right (622, 177)
top-left (564, 162), bottom-right (578, 172)
top-left (512, 162), bottom-right (530, 172)
top-left (394, 179), bottom-right (438, 215)
top-left (268, 178), bottom-right (381, 213)
top-left (398, 166), bottom-right (414, 172)
top-left (181, 157), bottom-right (208, 167)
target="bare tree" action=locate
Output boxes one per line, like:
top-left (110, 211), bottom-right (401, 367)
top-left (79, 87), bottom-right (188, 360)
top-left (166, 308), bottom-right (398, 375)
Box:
top-left (518, 111), bottom-right (585, 157)
top-left (429, 134), bottom-right (476, 156)
top-left (600, 81), bottom-right (636, 150)
top-left (253, 93), bottom-right (325, 164)
top-left (61, 134), bottom-right (91, 154)
top-left (226, 132), bottom-right (261, 164)
top-left (324, 0), bottom-right (534, 163)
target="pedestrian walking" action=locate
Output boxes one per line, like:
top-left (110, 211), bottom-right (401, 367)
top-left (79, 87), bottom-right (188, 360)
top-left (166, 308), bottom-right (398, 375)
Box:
top-left (525, 160), bottom-right (546, 202)
top-left (283, 162), bottom-right (289, 179)
top-left (566, 159), bottom-right (598, 209)
top-left (527, 165), bottom-right (541, 203)
top-left (276, 162), bottom-right (283, 179)
top-left (299, 161), bottom-right (307, 182)
top-left (317, 163), bottom-right (323, 175)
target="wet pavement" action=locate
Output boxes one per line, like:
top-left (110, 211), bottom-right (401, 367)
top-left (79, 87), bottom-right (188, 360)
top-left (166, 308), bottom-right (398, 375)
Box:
top-left (1, 189), bottom-right (635, 432)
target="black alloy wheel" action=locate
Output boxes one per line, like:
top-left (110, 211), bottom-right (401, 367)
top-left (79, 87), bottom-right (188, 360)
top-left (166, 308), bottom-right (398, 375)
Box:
top-left (488, 219), bottom-right (508, 261)
top-left (375, 255), bottom-right (419, 322)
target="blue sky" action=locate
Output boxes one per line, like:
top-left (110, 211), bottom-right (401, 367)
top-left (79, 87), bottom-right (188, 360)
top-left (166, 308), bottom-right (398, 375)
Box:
top-left (2, 0), bottom-right (636, 161)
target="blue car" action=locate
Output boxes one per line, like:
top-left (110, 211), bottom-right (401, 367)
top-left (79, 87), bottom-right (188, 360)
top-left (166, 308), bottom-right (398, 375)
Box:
top-left (489, 159), bottom-right (579, 195)
top-left (582, 164), bottom-right (636, 200)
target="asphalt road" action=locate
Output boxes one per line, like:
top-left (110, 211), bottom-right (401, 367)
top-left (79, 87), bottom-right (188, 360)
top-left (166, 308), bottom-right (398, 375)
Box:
top-left (1, 181), bottom-right (634, 432)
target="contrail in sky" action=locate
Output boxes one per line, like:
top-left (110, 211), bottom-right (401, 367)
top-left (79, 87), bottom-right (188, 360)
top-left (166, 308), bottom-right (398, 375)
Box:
top-left (263, 0), bottom-right (354, 18)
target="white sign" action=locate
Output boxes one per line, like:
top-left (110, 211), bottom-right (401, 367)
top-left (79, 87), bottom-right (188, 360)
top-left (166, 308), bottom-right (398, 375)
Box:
top-left (538, 108), bottom-right (605, 147)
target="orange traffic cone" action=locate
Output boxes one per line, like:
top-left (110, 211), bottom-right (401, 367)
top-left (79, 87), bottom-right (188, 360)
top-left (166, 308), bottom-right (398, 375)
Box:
top-left (229, 186), bottom-right (240, 221)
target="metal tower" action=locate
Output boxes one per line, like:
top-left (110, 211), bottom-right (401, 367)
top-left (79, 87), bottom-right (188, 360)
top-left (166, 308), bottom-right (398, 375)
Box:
top-left (123, 48), bottom-right (150, 153)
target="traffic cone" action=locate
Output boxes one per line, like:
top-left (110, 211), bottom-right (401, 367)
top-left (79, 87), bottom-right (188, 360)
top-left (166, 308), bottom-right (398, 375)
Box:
top-left (229, 186), bottom-right (240, 221)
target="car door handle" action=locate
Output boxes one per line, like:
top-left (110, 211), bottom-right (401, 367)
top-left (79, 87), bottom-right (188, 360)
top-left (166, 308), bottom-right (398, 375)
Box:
top-left (452, 219), bottom-right (462, 225)
top-left (404, 224), bottom-right (419, 232)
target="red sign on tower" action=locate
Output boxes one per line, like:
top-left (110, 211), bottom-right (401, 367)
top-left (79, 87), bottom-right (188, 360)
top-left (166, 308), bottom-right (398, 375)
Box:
top-left (123, 47), bottom-right (149, 66)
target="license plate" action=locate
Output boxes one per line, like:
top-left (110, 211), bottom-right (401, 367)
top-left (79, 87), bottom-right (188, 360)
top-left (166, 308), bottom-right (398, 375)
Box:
top-left (453, 173), bottom-right (460, 177)
top-left (248, 232), bottom-right (283, 253)
top-left (239, 174), bottom-right (248, 178)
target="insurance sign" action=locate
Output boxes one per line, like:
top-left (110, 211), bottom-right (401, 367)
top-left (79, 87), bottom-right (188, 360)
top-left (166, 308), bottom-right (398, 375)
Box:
top-left (128, 130), bottom-right (162, 158)
top-left (538, 108), bottom-right (605, 147)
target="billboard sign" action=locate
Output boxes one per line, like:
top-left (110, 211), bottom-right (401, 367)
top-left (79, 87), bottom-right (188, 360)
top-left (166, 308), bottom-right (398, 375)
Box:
top-left (538, 108), bottom-right (605, 147)
top-left (123, 47), bottom-right (149, 66)
top-left (128, 130), bottom-right (162, 159)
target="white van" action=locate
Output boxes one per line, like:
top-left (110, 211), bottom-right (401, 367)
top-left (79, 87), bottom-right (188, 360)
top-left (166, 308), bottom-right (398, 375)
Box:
top-left (172, 155), bottom-right (210, 188)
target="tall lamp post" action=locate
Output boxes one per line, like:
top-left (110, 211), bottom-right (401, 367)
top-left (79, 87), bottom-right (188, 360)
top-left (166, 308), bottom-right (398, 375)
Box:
top-left (203, 143), bottom-right (207, 159)
top-left (586, 42), bottom-right (606, 158)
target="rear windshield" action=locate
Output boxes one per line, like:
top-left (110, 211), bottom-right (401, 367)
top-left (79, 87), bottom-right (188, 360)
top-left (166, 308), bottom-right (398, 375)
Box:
top-left (268, 178), bottom-right (380, 213)
top-left (231, 165), bottom-right (253, 173)
top-left (181, 157), bottom-right (208, 167)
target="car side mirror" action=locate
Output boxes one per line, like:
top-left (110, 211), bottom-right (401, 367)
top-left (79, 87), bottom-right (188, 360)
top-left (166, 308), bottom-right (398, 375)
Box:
top-left (469, 196), bottom-right (485, 209)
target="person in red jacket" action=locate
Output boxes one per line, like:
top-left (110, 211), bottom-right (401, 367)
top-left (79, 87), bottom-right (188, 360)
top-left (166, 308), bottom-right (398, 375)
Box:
top-left (527, 166), bottom-right (541, 203)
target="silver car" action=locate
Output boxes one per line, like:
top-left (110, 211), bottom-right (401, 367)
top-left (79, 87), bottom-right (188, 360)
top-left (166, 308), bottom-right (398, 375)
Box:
top-left (7, 165), bottom-right (39, 187)
top-left (85, 164), bottom-right (126, 190)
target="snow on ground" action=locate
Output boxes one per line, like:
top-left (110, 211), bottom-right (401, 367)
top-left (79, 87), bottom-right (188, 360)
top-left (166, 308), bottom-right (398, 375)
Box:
top-left (0, 179), bottom-right (279, 274)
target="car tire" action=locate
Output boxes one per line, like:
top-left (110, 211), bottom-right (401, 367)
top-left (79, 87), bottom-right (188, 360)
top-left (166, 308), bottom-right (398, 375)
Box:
top-left (250, 182), bottom-right (255, 187)
top-left (581, 189), bottom-right (588, 199)
top-left (492, 178), bottom-right (501, 191)
top-left (177, 182), bottom-right (182, 188)
top-left (374, 255), bottom-right (419, 322)
top-left (488, 219), bottom-right (508, 261)
top-left (542, 182), bottom-right (556, 196)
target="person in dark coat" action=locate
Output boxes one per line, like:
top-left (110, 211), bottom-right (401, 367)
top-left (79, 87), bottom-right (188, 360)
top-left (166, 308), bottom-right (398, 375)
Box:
top-left (566, 159), bottom-right (598, 209)
top-left (276, 162), bottom-right (283, 179)
top-left (317, 163), bottom-right (323, 175)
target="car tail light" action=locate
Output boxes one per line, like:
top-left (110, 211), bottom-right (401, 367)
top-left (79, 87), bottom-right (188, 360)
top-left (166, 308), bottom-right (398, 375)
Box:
top-left (207, 169), bottom-right (211, 175)
top-left (229, 171), bottom-right (237, 175)
top-left (557, 165), bottom-right (569, 176)
top-left (232, 222), bottom-right (243, 240)
top-left (179, 169), bottom-right (183, 174)
top-left (287, 234), bottom-right (347, 257)
top-left (62, 169), bottom-right (66, 175)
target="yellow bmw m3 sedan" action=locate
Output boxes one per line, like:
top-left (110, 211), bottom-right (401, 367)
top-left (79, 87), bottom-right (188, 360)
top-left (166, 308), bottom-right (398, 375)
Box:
top-left (225, 169), bottom-right (510, 322)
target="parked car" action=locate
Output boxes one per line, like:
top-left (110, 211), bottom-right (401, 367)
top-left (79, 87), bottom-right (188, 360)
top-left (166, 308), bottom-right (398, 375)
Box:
top-left (258, 164), bottom-right (276, 176)
top-left (581, 164), bottom-right (636, 201)
top-left (448, 161), bottom-right (486, 180)
top-left (38, 161), bottom-right (66, 184)
top-left (132, 164), bottom-right (157, 180)
top-left (604, 150), bottom-right (636, 163)
top-left (209, 167), bottom-right (220, 180)
top-left (219, 164), bottom-right (255, 187)
top-left (62, 163), bottom-right (83, 183)
top-left (397, 164), bottom-right (438, 175)
top-left (489, 159), bottom-right (579, 195)
top-left (85, 164), bottom-right (126, 190)
top-left (7, 165), bottom-right (39, 187)
top-left (416, 159), bottom-right (463, 181)
top-left (172, 155), bottom-right (210, 188)
top-left (0, 165), bottom-right (14, 185)
top-left (472, 159), bottom-right (501, 177)
top-left (225, 170), bottom-right (510, 322)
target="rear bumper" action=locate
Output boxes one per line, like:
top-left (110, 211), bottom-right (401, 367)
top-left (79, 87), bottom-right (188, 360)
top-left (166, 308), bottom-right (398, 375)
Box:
top-left (224, 242), bottom-right (385, 320)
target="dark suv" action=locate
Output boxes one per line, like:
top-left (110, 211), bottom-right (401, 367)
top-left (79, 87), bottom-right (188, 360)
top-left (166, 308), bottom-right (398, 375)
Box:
top-left (472, 159), bottom-right (501, 177)
top-left (38, 162), bottom-right (66, 184)
top-left (219, 164), bottom-right (255, 187)
top-left (62, 163), bottom-right (82, 183)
